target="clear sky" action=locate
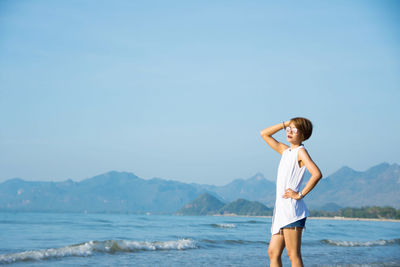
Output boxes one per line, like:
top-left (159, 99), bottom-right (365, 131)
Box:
top-left (1, 0), bottom-right (399, 185)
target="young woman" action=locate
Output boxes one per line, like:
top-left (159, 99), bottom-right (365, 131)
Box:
top-left (260, 117), bottom-right (322, 267)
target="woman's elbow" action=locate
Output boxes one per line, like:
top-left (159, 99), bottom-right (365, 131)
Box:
top-left (311, 171), bottom-right (322, 181)
top-left (260, 130), bottom-right (272, 137)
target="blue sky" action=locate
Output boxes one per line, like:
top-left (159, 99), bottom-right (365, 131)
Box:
top-left (1, 0), bottom-right (399, 185)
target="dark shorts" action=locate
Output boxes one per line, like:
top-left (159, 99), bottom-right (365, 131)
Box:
top-left (281, 217), bottom-right (307, 229)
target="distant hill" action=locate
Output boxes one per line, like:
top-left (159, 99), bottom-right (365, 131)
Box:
top-left (318, 202), bottom-right (342, 212)
top-left (0, 171), bottom-right (277, 213)
top-left (306, 163), bottom-right (400, 209)
top-left (195, 173), bottom-right (276, 204)
top-left (0, 171), bottom-right (211, 213)
top-left (0, 162), bottom-right (399, 213)
top-left (176, 193), bottom-right (225, 215)
top-left (218, 199), bottom-right (273, 216)
top-left (310, 206), bottom-right (400, 219)
top-left (177, 193), bottom-right (273, 216)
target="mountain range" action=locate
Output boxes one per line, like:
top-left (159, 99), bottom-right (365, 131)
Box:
top-left (0, 162), bottom-right (399, 213)
top-left (306, 162), bottom-right (400, 209)
top-left (176, 193), bottom-right (273, 216)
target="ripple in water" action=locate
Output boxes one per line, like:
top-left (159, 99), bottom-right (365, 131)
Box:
top-left (211, 223), bottom-right (236, 228)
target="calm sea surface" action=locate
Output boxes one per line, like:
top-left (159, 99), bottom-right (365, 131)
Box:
top-left (0, 212), bottom-right (399, 266)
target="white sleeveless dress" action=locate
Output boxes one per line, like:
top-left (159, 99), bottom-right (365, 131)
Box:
top-left (271, 145), bottom-right (309, 235)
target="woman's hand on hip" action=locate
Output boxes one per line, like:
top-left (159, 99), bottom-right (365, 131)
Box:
top-left (283, 188), bottom-right (301, 200)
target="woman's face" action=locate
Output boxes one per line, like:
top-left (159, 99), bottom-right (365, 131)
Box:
top-left (286, 122), bottom-right (303, 145)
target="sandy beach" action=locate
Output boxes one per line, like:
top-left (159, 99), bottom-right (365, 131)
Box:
top-left (213, 214), bottom-right (400, 222)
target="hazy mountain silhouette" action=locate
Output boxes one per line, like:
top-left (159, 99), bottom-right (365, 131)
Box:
top-left (176, 193), bottom-right (273, 216)
top-left (217, 198), bottom-right (273, 216)
top-left (176, 193), bottom-right (226, 215)
top-left (306, 162), bottom-right (400, 209)
top-left (0, 162), bottom-right (399, 213)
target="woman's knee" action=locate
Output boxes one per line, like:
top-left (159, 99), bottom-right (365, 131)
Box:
top-left (286, 249), bottom-right (301, 262)
top-left (268, 246), bottom-right (282, 259)
top-left (268, 233), bottom-right (285, 260)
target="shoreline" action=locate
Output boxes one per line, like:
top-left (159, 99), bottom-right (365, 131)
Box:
top-left (308, 216), bottom-right (400, 223)
top-left (213, 214), bottom-right (400, 222)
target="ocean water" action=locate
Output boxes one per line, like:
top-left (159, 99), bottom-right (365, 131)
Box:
top-left (0, 212), bottom-right (399, 266)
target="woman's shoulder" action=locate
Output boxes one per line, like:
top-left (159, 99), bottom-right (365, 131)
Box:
top-left (297, 145), bottom-right (307, 152)
top-left (297, 145), bottom-right (310, 158)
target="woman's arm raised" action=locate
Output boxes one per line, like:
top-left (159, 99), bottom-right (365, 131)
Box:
top-left (260, 121), bottom-right (290, 155)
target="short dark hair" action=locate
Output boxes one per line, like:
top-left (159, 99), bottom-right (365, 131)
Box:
top-left (290, 117), bottom-right (313, 141)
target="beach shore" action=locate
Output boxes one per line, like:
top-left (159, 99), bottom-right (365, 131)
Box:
top-left (213, 214), bottom-right (400, 222)
top-left (308, 216), bottom-right (400, 223)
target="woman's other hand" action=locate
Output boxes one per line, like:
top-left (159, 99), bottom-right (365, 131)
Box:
top-left (283, 188), bottom-right (301, 200)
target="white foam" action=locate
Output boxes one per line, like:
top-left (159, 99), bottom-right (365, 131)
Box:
top-left (0, 242), bottom-right (93, 264)
top-left (322, 239), bottom-right (398, 247)
top-left (99, 239), bottom-right (197, 252)
top-left (0, 239), bottom-right (196, 264)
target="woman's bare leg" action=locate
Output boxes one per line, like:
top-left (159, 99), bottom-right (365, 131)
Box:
top-left (282, 228), bottom-right (304, 267)
top-left (268, 233), bottom-right (285, 267)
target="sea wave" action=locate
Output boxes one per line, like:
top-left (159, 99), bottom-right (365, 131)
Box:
top-left (245, 220), bottom-right (265, 224)
top-left (0, 239), bottom-right (196, 264)
top-left (227, 220), bottom-right (265, 224)
top-left (321, 238), bottom-right (400, 247)
top-left (211, 223), bottom-right (236, 228)
top-left (200, 239), bottom-right (267, 247)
